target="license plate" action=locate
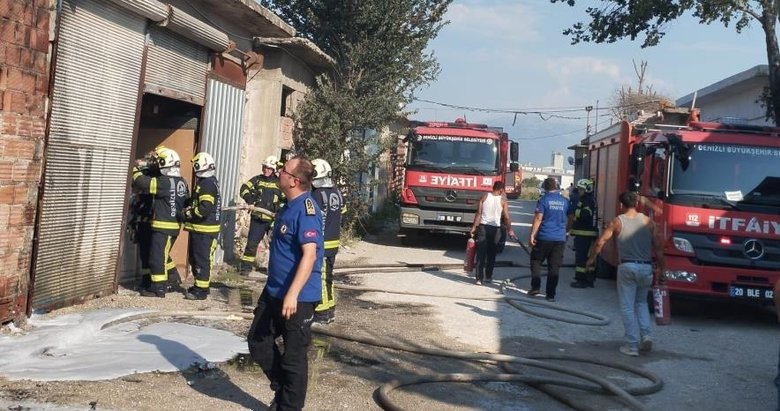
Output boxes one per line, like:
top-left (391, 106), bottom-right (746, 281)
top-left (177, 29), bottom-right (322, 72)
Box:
top-left (436, 214), bottom-right (462, 222)
top-left (729, 285), bottom-right (774, 300)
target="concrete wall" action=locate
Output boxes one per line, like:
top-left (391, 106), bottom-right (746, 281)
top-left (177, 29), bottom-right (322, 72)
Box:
top-left (0, 0), bottom-right (51, 322)
top-left (677, 65), bottom-right (772, 126)
top-left (240, 49), bottom-right (315, 185)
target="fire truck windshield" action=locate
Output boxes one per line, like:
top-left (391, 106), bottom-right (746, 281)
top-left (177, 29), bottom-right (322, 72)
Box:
top-left (670, 143), bottom-right (780, 207)
top-left (407, 134), bottom-right (499, 174)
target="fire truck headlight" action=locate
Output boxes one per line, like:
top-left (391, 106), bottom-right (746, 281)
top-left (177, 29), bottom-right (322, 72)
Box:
top-left (665, 270), bottom-right (698, 282)
top-left (401, 213), bottom-right (420, 225)
top-left (672, 237), bottom-right (694, 254)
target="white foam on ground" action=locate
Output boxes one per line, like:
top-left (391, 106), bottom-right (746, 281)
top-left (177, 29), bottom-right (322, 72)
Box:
top-left (0, 309), bottom-right (248, 381)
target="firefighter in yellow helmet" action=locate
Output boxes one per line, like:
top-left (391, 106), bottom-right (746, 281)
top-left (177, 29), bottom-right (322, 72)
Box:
top-left (132, 146), bottom-right (189, 297)
top-left (183, 152), bottom-right (221, 300)
top-left (239, 155), bottom-right (283, 274)
top-left (311, 158), bottom-right (346, 324)
top-left (567, 178), bottom-right (599, 288)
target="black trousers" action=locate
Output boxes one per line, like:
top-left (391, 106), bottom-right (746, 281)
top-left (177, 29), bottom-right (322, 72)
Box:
top-left (149, 231), bottom-right (177, 288)
top-left (137, 222), bottom-right (153, 289)
top-left (573, 235), bottom-right (596, 283)
top-left (188, 232), bottom-right (217, 289)
top-left (315, 254), bottom-right (336, 313)
top-left (247, 290), bottom-right (316, 411)
top-left (242, 219), bottom-right (271, 264)
top-left (475, 224), bottom-right (501, 282)
top-left (530, 240), bottom-right (565, 297)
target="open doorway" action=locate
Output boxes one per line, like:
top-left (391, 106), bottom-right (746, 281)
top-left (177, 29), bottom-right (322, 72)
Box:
top-left (119, 94), bottom-right (201, 287)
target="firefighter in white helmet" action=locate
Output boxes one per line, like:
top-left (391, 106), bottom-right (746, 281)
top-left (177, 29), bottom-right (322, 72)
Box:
top-left (183, 152), bottom-right (221, 300)
top-left (311, 158), bottom-right (346, 324)
top-left (567, 178), bottom-right (599, 288)
top-left (239, 155), bottom-right (283, 274)
top-left (132, 146), bottom-right (189, 297)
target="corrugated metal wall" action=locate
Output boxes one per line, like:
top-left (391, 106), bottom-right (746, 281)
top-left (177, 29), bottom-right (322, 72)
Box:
top-left (145, 25), bottom-right (208, 104)
top-left (32, 0), bottom-right (146, 309)
top-left (200, 79), bottom-right (246, 262)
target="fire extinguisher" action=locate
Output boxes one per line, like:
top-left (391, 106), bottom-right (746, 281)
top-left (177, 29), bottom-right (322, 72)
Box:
top-left (464, 236), bottom-right (477, 273)
top-left (652, 283), bottom-right (671, 325)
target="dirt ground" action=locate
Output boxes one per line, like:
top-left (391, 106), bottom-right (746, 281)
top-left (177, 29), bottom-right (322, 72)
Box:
top-left (1, 227), bottom-right (752, 411)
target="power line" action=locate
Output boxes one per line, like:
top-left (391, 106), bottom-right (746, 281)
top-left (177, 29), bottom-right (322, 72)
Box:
top-left (513, 117), bottom-right (614, 141)
top-left (413, 98), bottom-right (669, 118)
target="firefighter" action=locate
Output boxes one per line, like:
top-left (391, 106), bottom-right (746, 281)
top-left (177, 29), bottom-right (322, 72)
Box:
top-left (311, 158), bottom-right (346, 324)
top-left (567, 178), bottom-right (599, 288)
top-left (132, 147), bottom-right (189, 297)
top-left (128, 150), bottom-right (158, 290)
top-left (239, 155), bottom-right (283, 274)
top-left (183, 152), bottom-right (221, 300)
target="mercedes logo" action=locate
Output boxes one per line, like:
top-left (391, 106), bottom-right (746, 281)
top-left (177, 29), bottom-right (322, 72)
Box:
top-left (444, 190), bottom-right (458, 202)
top-left (743, 239), bottom-right (765, 260)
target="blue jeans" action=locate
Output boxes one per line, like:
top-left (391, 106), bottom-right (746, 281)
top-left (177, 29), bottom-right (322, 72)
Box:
top-left (616, 262), bottom-right (653, 348)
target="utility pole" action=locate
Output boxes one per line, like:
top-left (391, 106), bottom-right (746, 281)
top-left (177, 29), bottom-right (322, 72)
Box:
top-left (585, 105), bottom-right (594, 137)
top-left (583, 105), bottom-right (594, 182)
top-left (594, 100), bottom-right (599, 134)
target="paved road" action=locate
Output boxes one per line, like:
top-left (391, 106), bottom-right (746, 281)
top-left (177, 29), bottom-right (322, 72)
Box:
top-left (386, 197), bottom-right (779, 410)
top-left (503, 198), bottom-right (778, 410)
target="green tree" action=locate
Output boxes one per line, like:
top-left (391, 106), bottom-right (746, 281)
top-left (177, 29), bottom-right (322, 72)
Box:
top-left (262, 0), bottom-right (451, 231)
top-left (551, 1), bottom-right (780, 124)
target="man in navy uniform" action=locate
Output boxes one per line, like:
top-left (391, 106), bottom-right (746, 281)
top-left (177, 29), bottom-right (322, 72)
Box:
top-left (568, 178), bottom-right (599, 288)
top-left (310, 158), bottom-right (346, 324)
top-left (240, 155), bottom-right (283, 274)
top-left (131, 147), bottom-right (189, 298)
top-left (183, 152), bottom-right (221, 300)
top-left (247, 156), bottom-right (323, 411)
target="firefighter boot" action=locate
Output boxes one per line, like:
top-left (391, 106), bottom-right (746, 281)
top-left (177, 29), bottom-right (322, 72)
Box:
top-left (239, 263), bottom-right (254, 276)
top-left (185, 286), bottom-right (209, 301)
top-left (139, 284), bottom-right (166, 298)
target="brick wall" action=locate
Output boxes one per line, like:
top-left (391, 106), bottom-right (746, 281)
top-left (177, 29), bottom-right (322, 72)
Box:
top-left (0, 0), bottom-right (50, 323)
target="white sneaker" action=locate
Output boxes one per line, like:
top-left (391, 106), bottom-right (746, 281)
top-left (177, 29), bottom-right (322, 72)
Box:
top-left (619, 345), bottom-right (639, 357)
top-left (639, 337), bottom-right (653, 353)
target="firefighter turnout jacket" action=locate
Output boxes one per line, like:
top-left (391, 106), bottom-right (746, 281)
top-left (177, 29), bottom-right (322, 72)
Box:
top-left (570, 193), bottom-right (598, 237)
top-left (132, 167), bottom-right (190, 236)
top-left (184, 176), bottom-right (221, 237)
top-left (240, 174), bottom-right (282, 221)
top-left (313, 186), bottom-right (346, 256)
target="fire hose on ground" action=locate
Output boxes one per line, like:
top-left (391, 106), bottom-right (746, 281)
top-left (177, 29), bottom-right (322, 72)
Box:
top-left (100, 262), bottom-right (661, 411)
top-left (100, 309), bottom-right (660, 411)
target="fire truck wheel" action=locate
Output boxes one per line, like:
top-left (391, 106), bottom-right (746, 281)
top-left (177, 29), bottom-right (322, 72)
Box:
top-left (400, 228), bottom-right (420, 246)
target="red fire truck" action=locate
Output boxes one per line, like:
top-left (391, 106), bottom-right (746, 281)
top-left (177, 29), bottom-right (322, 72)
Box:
top-left (397, 119), bottom-right (519, 243)
top-left (504, 169), bottom-right (523, 199)
top-left (587, 108), bottom-right (780, 303)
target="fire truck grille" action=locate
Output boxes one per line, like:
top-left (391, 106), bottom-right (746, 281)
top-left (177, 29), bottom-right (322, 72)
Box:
top-left (411, 187), bottom-right (484, 211)
top-left (674, 232), bottom-right (780, 270)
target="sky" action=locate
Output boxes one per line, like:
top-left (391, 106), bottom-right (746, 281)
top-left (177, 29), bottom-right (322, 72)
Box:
top-left (407, 0), bottom-right (769, 167)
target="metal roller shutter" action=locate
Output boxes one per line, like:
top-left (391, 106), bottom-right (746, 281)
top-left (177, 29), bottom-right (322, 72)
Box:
top-left (32, 0), bottom-right (146, 309)
top-left (200, 79), bottom-right (245, 263)
top-left (145, 25), bottom-right (209, 105)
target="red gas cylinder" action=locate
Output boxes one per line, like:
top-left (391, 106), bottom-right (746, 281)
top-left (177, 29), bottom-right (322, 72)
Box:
top-left (464, 237), bottom-right (477, 273)
top-left (652, 284), bottom-right (671, 325)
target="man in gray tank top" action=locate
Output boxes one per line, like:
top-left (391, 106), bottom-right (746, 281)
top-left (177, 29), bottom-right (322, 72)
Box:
top-left (586, 191), bottom-right (665, 357)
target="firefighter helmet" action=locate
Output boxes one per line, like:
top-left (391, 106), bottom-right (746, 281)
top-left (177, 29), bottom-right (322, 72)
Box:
top-left (156, 147), bottom-right (181, 169)
top-left (192, 152), bottom-right (215, 177)
top-left (312, 158), bottom-right (332, 179)
top-left (312, 158), bottom-right (334, 188)
top-left (576, 178), bottom-right (594, 193)
top-left (262, 155), bottom-right (278, 169)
